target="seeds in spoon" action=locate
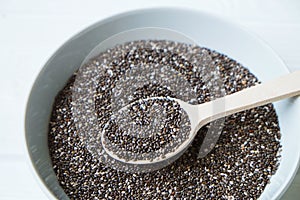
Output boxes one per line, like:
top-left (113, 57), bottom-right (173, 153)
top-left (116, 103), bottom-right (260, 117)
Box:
top-left (102, 98), bottom-right (191, 162)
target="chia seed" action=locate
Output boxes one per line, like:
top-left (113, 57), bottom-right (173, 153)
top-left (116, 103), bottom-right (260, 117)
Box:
top-left (48, 40), bottom-right (281, 199)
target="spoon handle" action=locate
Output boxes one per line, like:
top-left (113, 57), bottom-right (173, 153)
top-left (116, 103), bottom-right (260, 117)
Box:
top-left (200, 70), bottom-right (300, 123)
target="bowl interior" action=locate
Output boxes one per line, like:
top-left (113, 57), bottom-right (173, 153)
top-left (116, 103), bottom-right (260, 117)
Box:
top-left (25, 8), bottom-right (300, 200)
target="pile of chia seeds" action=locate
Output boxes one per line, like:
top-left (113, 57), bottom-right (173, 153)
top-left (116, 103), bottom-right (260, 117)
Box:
top-left (102, 98), bottom-right (191, 163)
top-left (48, 40), bottom-right (281, 199)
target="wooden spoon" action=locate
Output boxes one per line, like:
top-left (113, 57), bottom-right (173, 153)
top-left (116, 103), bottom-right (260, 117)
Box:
top-left (102, 70), bottom-right (300, 167)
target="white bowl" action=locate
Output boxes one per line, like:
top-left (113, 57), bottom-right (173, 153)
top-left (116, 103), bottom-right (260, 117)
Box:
top-left (25, 7), bottom-right (300, 200)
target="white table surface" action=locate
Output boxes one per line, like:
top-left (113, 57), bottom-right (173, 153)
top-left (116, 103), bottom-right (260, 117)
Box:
top-left (1, 0), bottom-right (300, 199)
